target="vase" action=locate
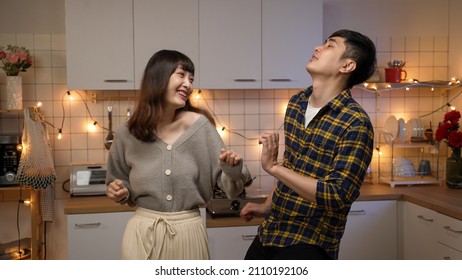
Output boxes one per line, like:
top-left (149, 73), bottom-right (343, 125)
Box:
top-left (446, 148), bottom-right (462, 189)
top-left (6, 76), bottom-right (23, 110)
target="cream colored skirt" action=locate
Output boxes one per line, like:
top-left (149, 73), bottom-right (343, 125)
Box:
top-left (121, 207), bottom-right (210, 260)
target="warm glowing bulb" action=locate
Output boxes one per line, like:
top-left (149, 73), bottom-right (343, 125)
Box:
top-left (405, 87), bottom-right (410, 91)
top-left (450, 105), bottom-right (456, 111)
top-left (57, 129), bottom-right (63, 140)
top-left (217, 127), bottom-right (225, 137)
top-left (20, 200), bottom-right (31, 206)
top-left (36, 102), bottom-right (42, 107)
top-left (194, 92), bottom-right (201, 100)
top-left (87, 122), bottom-right (97, 132)
top-left (363, 83), bottom-right (368, 87)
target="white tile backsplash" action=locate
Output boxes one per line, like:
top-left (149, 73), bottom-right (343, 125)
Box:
top-left (0, 33), bottom-right (456, 197)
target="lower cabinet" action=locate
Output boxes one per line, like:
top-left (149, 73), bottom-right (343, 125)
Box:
top-left (402, 201), bottom-right (438, 259)
top-left (207, 225), bottom-right (258, 260)
top-left (339, 200), bottom-right (398, 260)
top-left (403, 201), bottom-right (462, 260)
top-left (67, 211), bottom-right (133, 260)
top-left (436, 210), bottom-right (462, 259)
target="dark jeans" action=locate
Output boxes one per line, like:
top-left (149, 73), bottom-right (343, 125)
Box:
top-left (244, 236), bottom-right (332, 260)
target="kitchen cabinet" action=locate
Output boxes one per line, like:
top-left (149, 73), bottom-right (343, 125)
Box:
top-left (199, 0), bottom-right (322, 89)
top-left (403, 201), bottom-right (462, 260)
top-left (65, 0), bottom-right (135, 90)
top-left (65, 0), bottom-right (199, 90)
top-left (436, 211), bottom-right (462, 259)
top-left (338, 200), bottom-right (398, 260)
top-left (207, 225), bottom-right (258, 260)
top-left (67, 211), bottom-right (133, 259)
top-left (133, 0), bottom-right (199, 87)
top-left (402, 201), bottom-right (438, 259)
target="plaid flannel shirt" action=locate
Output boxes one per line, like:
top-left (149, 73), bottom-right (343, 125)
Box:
top-left (258, 86), bottom-right (374, 259)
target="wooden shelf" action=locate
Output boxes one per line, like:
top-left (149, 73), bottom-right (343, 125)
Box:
top-left (0, 109), bottom-right (23, 113)
top-left (0, 186), bottom-right (44, 260)
top-left (355, 80), bottom-right (461, 92)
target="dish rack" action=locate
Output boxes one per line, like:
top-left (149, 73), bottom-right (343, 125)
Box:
top-left (377, 132), bottom-right (441, 187)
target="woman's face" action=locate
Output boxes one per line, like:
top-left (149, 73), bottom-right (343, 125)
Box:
top-left (165, 66), bottom-right (194, 109)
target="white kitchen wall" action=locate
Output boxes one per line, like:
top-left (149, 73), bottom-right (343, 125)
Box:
top-left (1, 0), bottom-right (462, 260)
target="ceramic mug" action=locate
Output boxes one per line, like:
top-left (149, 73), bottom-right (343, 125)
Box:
top-left (385, 68), bottom-right (407, 83)
top-left (418, 160), bottom-right (431, 176)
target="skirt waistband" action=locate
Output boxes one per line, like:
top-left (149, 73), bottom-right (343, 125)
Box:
top-left (135, 207), bottom-right (200, 223)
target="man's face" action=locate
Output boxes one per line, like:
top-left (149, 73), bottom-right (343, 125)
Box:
top-left (306, 36), bottom-right (349, 77)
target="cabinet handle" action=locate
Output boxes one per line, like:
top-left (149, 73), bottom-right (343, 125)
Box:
top-left (268, 79), bottom-right (292, 82)
top-left (233, 79), bottom-right (257, 82)
top-left (104, 79), bottom-right (129, 83)
top-left (242, 235), bottom-right (256, 240)
top-left (417, 215), bottom-right (434, 222)
top-left (74, 222), bottom-right (102, 229)
top-left (443, 225), bottom-right (462, 234)
top-left (349, 210), bottom-right (366, 215)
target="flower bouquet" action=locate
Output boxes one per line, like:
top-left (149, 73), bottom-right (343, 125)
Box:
top-left (0, 45), bottom-right (33, 76)
top-left (435, 110), bottom-right (462, 188)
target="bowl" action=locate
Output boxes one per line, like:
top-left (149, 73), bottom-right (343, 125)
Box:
top-left (394, 157), bottom-right (416, 177)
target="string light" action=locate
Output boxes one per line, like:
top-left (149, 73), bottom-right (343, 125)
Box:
top-left (19, 199), bottom-right (31, 206)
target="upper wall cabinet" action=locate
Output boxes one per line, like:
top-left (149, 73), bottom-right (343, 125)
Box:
top-left (199, 0), bottom-right (323, 89)
top-left (134, 0), bottom-right (199, 87)
top-left (65, 0), bottom-right (199, 90)
top-left (65, 0), bottom-right (135, 90)
top-left (199, 0), bottom-right (261, 89)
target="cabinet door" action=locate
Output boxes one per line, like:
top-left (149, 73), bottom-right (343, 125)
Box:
top-left (207, 225), bottom-right (258, 260)
top-left (67, 211), bottom-right (133, 260)
top-left (437, 242), bottom-right (462, 260)
top-left (262, 0), bottom-right (322, 89)
top-left (199, 0), bottom-right (261, 89)
top-left (134, 0), bottom-right (199, 89)
top-left (402, 201), bottom-right (438, 259)
top-left (436, 212), bottom-right (462, 253)
top-left (338, 200), bottom-right (398, 260)
top-left (65, 0), bottom-right (135, 90)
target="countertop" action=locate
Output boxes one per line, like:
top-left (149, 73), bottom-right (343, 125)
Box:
top-left (64, 182), bottom-right (462, 227)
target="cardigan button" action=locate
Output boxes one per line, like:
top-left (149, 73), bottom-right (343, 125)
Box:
top-left (166, 195), bottom-right (173, 201)
top-left (166, 144), bottom-right (172, 150)
top-left (165, 169), bottom-right (171, 175)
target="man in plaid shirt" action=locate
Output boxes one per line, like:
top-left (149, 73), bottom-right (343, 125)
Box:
top-left (241, 29), bottom-right (376, 260)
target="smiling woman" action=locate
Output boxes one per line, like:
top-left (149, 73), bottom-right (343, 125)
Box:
top-left (104, 49), bottom-right (252, 260)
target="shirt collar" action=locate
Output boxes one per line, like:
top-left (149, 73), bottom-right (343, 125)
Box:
top-left (302, 86), bottom-right (353, 114)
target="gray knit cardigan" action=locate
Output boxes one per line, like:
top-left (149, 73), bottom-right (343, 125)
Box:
top-left (106, 115), bottom-right (252, 211)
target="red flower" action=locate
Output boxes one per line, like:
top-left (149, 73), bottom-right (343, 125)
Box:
top-left (448, 131), bottom-right (462, 148)
top-left (436, 110), bottom-right (462, 148)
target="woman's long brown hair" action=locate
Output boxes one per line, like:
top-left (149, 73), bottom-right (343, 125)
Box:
top-left (128, 50), bottom-right (215, 142)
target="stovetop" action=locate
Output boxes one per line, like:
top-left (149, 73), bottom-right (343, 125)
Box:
top-left (206, 196), bottom-right (266, 218)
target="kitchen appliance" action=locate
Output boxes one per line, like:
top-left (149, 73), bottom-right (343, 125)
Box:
top-left (206, 176), bottom-right (266, 218)
top-left (0, 135), bottom-right (22, 187)
top-left (70, 162), bottom-right (107, 196)
top-left (206, 196), bottom-right (266, 218)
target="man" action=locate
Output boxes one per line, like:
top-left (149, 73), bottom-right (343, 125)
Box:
top-left (240, 29), bottom-right (376, 260)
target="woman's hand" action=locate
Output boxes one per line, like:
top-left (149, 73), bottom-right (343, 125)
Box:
top-left (107, 179), bottom-right (129, 202)
top-left (219, 148), bottom-right (242, 166)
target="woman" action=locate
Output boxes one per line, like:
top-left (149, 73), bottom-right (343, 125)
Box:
top-left (106, 50), bottom-right (251, 260)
